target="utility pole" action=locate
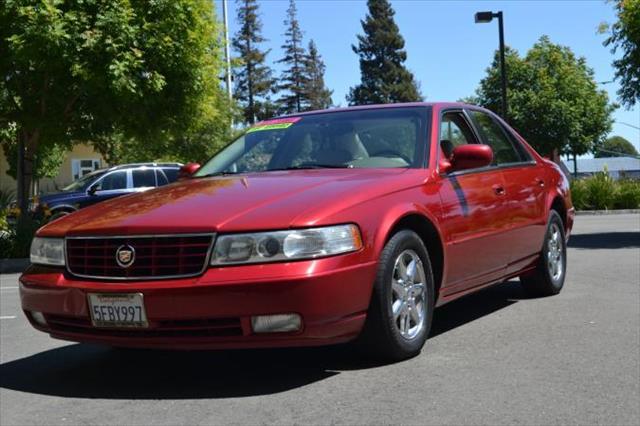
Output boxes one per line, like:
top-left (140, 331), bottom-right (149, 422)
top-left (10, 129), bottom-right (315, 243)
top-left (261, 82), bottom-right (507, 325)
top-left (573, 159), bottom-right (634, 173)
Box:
top-left (222, 0), bottom-right (232, 102)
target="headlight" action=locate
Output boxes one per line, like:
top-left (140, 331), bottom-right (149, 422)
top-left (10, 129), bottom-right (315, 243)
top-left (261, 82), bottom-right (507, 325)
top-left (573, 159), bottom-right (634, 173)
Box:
top-left (30, 237), bottom-right (65, 266)
top-left (211, 224), bottom-right (363, 265)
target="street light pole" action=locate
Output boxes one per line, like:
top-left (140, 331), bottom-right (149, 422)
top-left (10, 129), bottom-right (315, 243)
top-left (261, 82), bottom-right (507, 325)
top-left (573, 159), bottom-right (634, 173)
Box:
top-left (222, 0), bottom-right (232, 102)
top-left (496, 12), bottom-right (507, 122)
top-left (475, 11), bottom-right (508, 121)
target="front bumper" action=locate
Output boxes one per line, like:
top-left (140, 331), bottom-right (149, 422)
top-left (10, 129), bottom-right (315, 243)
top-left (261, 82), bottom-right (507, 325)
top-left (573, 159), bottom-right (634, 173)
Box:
top-left (19, 255), bottom-right (377, 349)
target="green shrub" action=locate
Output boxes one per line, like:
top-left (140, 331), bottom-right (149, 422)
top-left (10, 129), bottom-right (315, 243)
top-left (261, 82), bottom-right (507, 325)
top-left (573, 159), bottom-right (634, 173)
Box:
top-left (0, 189), bottom-right (15, 211)
top-left (0, 209), bottom-right (41, 259)
top-left (569, 179), bottom-right (588, 210)
top-left (614, 179), bottom-right (640, 209)
top-left (584, 170), bottom-right (617, 210)
top-left (10, 218), bottom-right (40, 258)
top-left (570, 167), bottom-right (640, 211)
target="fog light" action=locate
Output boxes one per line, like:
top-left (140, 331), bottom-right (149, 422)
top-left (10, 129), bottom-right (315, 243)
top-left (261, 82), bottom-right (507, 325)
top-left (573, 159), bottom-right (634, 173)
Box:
top-left (251, 314), bottom-right (301, 333)
top-left (31, 311), bottom-right (47, 326)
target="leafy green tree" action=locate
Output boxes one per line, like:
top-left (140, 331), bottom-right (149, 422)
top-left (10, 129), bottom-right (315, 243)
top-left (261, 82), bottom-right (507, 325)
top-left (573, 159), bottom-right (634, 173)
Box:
top-left (302, 40), bottom-right (333, 111)
top-left (276, 0), bottom-right (307, 114)
top-left (473, 36), bottom-right (615, 173)
top-left (347, 0), bottom-right (422, 105)
top-left (232, 0), bottom-right (275, 123)
top-left (602, 0), bottom-right (640, 108)
top-left (2, 140), bottom-right (66, 181)
top-left (595, 135), bottom-right (639, 157)
top-left (0, 0), bottom-right (231, 211)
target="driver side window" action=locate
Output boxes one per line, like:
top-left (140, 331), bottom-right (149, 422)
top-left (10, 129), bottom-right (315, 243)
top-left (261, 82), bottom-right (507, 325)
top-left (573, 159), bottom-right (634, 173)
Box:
top-left (439, 112), bottom-right (477, 159)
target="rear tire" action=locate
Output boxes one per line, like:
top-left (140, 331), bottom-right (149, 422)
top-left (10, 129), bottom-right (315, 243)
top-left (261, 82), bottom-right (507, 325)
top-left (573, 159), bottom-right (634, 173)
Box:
top-left (520, 210), bottom-right (567, 297)
top-left (359, 230), bottom-right (435, 362)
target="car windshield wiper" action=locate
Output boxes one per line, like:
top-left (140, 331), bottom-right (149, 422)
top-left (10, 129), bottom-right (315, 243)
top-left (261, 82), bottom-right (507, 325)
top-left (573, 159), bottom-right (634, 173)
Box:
top-left (267, 164), bottom-right (354, 171)
top-left (196, 170), bottom-right (240, 178)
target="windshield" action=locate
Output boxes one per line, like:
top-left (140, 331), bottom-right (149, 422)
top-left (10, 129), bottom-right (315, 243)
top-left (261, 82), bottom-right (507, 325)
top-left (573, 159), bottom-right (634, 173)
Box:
top-left (62, 170), bottom-right (106, 192)
top-left (194, 107), bottom-right (430, 177)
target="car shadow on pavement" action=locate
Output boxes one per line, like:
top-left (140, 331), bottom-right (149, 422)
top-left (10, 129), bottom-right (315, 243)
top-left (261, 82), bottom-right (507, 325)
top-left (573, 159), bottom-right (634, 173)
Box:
top-left (430, 280), bottom-right (529, 338)
top-left (0, 281), bottom-right (530, 399)
top-left (568, 232), bottom-right (639, 250)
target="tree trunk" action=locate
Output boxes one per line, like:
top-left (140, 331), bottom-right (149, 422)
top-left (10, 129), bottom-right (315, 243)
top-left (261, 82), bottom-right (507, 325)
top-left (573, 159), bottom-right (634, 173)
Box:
top-left (572, 152), bottom-right (578, 178)
top-left (16, 129), bottom-right (38, 222)
top-left (16, 133), bottom-right (26, 215)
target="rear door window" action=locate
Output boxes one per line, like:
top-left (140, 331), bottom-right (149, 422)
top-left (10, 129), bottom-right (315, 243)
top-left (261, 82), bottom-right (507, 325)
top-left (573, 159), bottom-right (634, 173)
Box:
top-left (162, 168), bottom-right (179, 183)
top-left (132, 169), bottom-right (156, 188)
top-left (156, 169), bottom-right (169, 186)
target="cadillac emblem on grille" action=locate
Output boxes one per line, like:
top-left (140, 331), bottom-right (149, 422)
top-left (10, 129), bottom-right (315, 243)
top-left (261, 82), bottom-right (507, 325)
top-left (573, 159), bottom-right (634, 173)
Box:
top-left (115, 245), bottom-right (135, 268)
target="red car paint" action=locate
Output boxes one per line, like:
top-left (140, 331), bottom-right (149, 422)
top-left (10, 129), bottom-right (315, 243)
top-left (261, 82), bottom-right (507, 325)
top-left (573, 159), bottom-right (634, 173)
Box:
top-left (20, 102), bottom-right (574, 349)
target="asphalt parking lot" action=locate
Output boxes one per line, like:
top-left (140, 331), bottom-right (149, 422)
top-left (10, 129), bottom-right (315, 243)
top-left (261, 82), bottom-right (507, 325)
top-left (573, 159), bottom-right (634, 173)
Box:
top-left (1, 214), bottom-right (638, 425)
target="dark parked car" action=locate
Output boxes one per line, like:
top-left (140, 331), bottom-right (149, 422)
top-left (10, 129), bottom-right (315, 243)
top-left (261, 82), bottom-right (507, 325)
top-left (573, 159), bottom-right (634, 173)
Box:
top-left (32, 163), bottom-right (182, 221)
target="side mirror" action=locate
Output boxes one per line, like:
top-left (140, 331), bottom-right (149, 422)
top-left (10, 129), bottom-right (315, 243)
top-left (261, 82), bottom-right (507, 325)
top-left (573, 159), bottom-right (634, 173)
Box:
top-left (446, 145), bottom-right (493, 173)
top-left (87, 185), bottom-right (98, 195)
top-left (178, 162), bottom-right (201, 180)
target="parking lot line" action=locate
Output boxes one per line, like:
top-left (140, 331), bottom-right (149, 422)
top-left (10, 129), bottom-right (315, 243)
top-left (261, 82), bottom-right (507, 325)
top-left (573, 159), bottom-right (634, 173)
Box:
top-left (0, 316), bottom-right (17, 320)
top-left (0, 287), bottom-right (19, 290)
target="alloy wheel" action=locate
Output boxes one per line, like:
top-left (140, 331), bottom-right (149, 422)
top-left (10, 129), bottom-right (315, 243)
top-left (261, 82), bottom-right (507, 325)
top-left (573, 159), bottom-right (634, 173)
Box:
top-left (547, 222), bottom-right (564, 282)
top-left (391, 249), bottom-right (427, 340)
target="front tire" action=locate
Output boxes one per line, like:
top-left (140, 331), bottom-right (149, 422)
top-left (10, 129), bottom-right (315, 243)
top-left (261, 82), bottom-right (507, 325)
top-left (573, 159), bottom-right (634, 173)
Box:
top-left (360, 230), bottom-right (435, 362)
top-left (520, 210), bottom-right (567, 296)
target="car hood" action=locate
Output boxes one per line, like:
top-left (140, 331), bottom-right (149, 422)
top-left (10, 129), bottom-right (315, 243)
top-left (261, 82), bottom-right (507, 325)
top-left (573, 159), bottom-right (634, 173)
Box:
top-left (39, 191), bottom-right (85, 204)
top-left (39, 169), bottom-right (425, 236)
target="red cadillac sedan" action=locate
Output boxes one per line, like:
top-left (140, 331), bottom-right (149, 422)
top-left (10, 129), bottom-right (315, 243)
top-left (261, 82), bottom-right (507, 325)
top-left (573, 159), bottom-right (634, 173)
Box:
top-left (20, 103), bottom-right (573, 360)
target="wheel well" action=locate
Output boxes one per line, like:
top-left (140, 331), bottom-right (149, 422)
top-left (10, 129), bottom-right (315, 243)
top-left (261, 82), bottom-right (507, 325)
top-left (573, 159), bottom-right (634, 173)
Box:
top-left (550, 197), bottom-right (567, 229)
top-left (51, 206), bottom-right (75, 214)
top-left (387, 214), bottom-right (444, 300)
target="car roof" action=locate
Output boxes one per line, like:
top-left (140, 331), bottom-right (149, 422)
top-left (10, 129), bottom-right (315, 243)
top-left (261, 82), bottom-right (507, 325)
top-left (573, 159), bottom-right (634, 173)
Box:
top-left (106, 162), bottom-right (183, 171)
top-left (275, 102), bottom-right (483, 119)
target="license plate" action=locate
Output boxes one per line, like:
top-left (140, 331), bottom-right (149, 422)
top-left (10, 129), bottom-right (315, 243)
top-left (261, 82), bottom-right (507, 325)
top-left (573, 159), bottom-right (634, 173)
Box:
top-left (88, 293), bottom-right (148, 328)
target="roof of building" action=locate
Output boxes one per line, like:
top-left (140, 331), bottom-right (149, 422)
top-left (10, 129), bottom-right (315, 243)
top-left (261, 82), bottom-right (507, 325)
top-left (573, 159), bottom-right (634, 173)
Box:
top-left (563, 156), bottom-right (640, 174)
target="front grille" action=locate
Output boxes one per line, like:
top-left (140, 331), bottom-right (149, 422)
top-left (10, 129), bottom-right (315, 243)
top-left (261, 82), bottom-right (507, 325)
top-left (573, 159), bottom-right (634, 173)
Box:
top-left (66, 234), bottom-right (214, 280)
top-left (44, 314), bottom-right (243, 338)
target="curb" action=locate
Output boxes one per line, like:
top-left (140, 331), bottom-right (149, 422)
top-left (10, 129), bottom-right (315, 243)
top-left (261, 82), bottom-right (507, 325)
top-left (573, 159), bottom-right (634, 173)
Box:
top-left (0, 258), bottom-right (30, 274)
top-left (576, 209), bottom-right (640, 216)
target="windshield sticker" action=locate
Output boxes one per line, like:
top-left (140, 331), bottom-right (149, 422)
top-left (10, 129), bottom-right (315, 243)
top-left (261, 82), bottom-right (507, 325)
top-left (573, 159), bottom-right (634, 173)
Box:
top-left (247, 117), bottom-right (301, 133)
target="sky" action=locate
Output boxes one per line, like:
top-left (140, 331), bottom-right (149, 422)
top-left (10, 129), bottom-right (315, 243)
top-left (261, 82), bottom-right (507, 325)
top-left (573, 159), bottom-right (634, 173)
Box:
top-left (214, 0), bottom-right (640, 154)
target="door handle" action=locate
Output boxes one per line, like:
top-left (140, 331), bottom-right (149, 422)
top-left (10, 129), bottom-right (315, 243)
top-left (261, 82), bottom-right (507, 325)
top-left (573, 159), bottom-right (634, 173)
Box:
top-left (535, 178), bottom-right (545, 188)
top-left (492, 184), bottom-right (506, 196)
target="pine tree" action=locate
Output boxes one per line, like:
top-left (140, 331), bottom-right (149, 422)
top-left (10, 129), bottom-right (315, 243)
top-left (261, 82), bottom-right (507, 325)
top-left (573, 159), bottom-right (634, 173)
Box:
top-left (347, 0), bottom-right (422, 105)
top-left (302, 40), bottom-right (333, 111)
top-left (232, 0), bottom-right (275, 123)
top-left (276, 0), bottom-right (307, 114)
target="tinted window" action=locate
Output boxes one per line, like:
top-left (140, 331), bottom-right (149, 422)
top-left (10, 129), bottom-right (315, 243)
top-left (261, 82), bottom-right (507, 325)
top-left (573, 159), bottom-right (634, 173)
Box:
top-left (194, 107), bottom-right (429, 176)
top-left (156, 169), bottom-right (169, 186)
top-left (161, 168), bottom-right (179, 183)
top-left (439, 112), bottom-right (478, 158)
top-left (97, 171), bottom-right (127, 191)
top-left (132, 169), bottom-right (156, 188)
top-left (498, 123), bottom-right (533, 162)
top-left (468, 110), bottom-right (523, 165)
